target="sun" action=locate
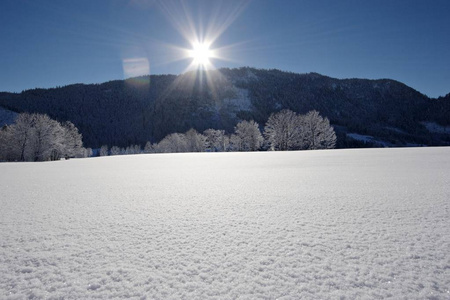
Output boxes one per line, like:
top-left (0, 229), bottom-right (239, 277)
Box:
top-left (188, 42), bottom-right (213, 68)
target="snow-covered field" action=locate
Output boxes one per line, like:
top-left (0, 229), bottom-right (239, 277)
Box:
top-left (1, 148), bottom-right (449, 299)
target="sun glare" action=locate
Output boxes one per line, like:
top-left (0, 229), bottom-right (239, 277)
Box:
top-left (155, 0), bottom-right (250, 74)
top-left (189, 42), bottom-right (212, 68)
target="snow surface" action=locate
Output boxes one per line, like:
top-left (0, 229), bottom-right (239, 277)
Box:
top-left (1, 148), bottom-right (450, 299)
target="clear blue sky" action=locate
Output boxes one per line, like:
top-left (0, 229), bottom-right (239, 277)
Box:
top-left (1, 0), bottom-right (449, 97)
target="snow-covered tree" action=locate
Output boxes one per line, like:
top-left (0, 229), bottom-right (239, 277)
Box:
top-left (61, 121), bottom-right (84, 158)
top-left (229, 134), bottom-right (242, 152)
top-left (233, 120), bottom-right (263, 151)
top-left (264, 109), bottom-right (302, 151)
top-left (6, 113), bottom-right (62, 161)
top-left (264, 109), bottom-right (336, 151)
top-left (83, 147), bottom-right (93, 158)
top-left (8, 113), bottom-right (35, 161)
top-left (299, 110), bottom-right (336, 150)
top-left (0, 113), bottom-right (87, 161)
top-left (144, 141), bottom-right (154, 153)
top-left (30, 114), bottom-right (64, 161)
top-left (99, 145), bottom-right (109, 156)
top-left (153, 129), bottom-right (207, 153)
top-left (125, 144), bottom-right (141, 154)
top-left (0, 125), bottom-right (12, 161)
top-left (153, 133), bottom-right (188, 153)
top-left (204, 129), bottom-right (228, 152)
top-left (110, 146), bottom-right (121, 155)
top-left (185, 129), bottom-right (207, 152)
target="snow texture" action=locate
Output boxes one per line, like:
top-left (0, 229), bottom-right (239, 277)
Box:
top-left (1, 148), bottom-right (449, 299)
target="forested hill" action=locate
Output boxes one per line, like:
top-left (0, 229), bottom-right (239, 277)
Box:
top-left (0, 105), bottom-right (17, 126)
top-left (0, 67), bottom-right (449, 148)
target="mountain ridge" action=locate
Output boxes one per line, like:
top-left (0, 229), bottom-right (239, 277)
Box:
top-left (0, 67), bottom-right (448, 148)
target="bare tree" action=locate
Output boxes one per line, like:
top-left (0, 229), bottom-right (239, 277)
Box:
top-left (264, 109), bottom-right (302, 151)
top-left (299, 110), bottom-right (336, 150)
top-left (234, 120), bottom-right (263, 151)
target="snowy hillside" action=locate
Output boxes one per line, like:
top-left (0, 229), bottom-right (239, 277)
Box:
top-left (0, 106), bottom-right (17, 126)
top-left (1, 148), bottom-right (449, 299)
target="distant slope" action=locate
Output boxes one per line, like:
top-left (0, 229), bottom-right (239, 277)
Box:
top-left (0, 105), bottom-right (18, 126)
top-left (0, 68), bottom-right (448, 148)
top-left (426, 93), bottom-right (450, 126)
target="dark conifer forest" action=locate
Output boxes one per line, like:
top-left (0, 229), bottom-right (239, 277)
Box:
top-left (1, 67), bottom-right (449, 149)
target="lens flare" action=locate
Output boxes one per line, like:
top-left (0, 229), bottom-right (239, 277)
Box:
top-left (122, 57), bottom-right (150, 79)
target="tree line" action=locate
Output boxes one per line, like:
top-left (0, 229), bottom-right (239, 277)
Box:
top-left (0, 109), bottom-right (335, 162)
top-left (98, 109), bottom-right (336, 155)
top-left (0, 113), bottom-right (91, 162)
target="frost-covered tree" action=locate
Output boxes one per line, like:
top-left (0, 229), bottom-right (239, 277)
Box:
top-left (30, 114), bottom-right (64, 161)
top-left (0, 125), bottom-right (12, 161)
top-left (133, 144), bottom-right (142, 154)
top-left (144, 141), bottom-right (154, 153)
top-left (83, 147), bottom-right (93, 158)
top-left (233, 120), bottom-right (263, 151)
top-left (61, 121), bottom-right (84, 158)
top-left (299, 110), bottom-right (336, 150)
top-left (229, 134), bottom-right (242, 152)
top-left (153, 129), bottom-right (207, 153)
top-left (110, 146), bottom-right (121, 155)
top-left (264, 109), bottom-right (302, 151)
top-left (153, 133), bottom-right (188, 153)
top-left (0, 113), bottom-right (86, 161)
top-left (264, 109), bottom-right (336, 151)
top-left (9, 113), bottom-right (35, 161)
top-left (125, 144), bottom-right (141, 154)
top-left (204, 129), bottom-right (228, 152)
top-left (7, 113), bottom-right (61, 161)
top-left (99, 145), bottom-right (109, 156)
top-left (185, 129), bottom-right (207, 152)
